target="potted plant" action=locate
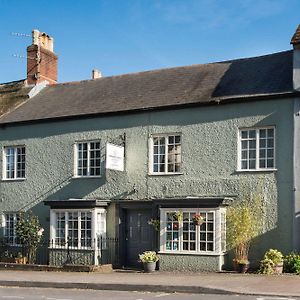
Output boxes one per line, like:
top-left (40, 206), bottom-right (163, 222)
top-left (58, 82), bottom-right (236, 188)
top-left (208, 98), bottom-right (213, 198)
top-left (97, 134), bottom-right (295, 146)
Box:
top-left (192, 214), bottom-right (205, 226)
top-left (227, 195), bottom-right (264, 272)
top-left (139, 251), bottom-right (159, 273)
top-left (236, 258), bottom-right (250, 273)
top-left (148, 219), bottom-right (160, 231)
top-left (172, 211), bottom-right (183, 222)
top-left (259, 249), bottom-right (283, 274)
top-left (15, 252), bottom-right (27, 264)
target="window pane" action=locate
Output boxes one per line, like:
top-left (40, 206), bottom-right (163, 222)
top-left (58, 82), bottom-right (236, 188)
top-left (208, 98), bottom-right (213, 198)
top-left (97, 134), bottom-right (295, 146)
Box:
top-left (249, 160), bottom-right (256, 169)
top-left (76, 141), bottom-right (100, 176)
top-left (259, 160), bottom-right (266, 168)
top-left (259, 129), bottom-right (266, 138)
top-left (249, 130), bottom-right (256, 138)
top-left (5, 146), bottom-right (25, 179)
top-left (267, 129), bottom-right (274, 137)
top-left (241, 131), bottom-right (248, 139)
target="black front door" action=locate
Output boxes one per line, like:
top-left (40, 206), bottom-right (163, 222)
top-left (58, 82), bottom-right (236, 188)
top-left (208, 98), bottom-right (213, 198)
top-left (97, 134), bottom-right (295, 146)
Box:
top-left (125, 209), bottom-right (153, 268)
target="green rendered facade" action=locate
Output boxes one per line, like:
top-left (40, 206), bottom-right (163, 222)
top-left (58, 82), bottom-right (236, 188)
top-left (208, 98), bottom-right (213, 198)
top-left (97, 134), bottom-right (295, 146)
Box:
top-left (0, 98), bottom-right (296, 271)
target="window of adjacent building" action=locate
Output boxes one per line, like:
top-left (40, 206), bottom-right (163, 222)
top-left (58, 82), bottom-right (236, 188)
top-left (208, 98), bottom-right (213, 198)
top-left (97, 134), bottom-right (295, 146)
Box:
top-left (51, 209), bottom-right (106, 249)
top-left (74, 141), bottom-right (101, 177)
top-left (3, 213), bottom-right (20, 245)
top-left (150, 134), bottom-right (182, 174)
top-left (3, 146), bottom-right (26, 180)
top-left (238, 127), bottom-right (275, 171)
top-left (160, 208), bottom-right (225, 254)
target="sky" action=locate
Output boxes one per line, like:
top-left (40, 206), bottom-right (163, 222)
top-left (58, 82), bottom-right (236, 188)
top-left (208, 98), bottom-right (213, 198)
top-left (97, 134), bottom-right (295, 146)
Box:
top-left (0, 0), bottom-right (299, 83)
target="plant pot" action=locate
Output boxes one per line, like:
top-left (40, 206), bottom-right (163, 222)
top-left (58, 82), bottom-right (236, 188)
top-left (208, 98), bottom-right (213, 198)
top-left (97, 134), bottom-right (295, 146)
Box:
top-left (238, 263), bottom-right (249, 273)
top-left (143, 261), bottom-right (156, 273)
top-left (193, 220), bottom-right (204, 226)
top-left (273, 263), bottom-right (283, 274)
top-left (15, 257), bottom-right (27, 264)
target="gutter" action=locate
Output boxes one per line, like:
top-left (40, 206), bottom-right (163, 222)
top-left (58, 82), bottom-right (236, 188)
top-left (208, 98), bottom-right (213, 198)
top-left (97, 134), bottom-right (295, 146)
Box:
top-left (0, 90), bottom-right (299, 128)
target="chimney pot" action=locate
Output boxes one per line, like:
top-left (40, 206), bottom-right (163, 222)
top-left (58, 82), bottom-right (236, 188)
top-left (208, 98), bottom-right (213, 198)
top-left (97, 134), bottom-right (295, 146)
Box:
top-left (92, 69), bottom-right (102, 79)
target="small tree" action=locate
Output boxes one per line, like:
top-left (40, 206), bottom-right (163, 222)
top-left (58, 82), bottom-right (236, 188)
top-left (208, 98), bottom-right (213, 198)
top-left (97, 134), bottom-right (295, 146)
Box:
top-left (226, 195), bottom-right (264, 265)
top-left (16, 211), bottom-right (44, 264)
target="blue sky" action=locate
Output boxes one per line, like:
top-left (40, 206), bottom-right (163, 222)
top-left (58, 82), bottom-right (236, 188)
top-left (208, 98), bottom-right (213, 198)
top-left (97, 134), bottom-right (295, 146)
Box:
top-left (0, 0), bottom-right (299, 83)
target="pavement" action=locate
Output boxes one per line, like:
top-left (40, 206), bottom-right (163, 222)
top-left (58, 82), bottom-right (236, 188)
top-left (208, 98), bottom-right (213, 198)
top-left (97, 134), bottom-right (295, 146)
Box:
top-left (0, 270), bottom-right (299, 297)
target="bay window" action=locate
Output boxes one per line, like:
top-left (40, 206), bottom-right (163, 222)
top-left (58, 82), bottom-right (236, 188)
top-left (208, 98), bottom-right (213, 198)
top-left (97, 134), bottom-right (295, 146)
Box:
top-left (160, 208), bottom-right (226, 254)
top-left (50, 208), bottom-right (106, 248)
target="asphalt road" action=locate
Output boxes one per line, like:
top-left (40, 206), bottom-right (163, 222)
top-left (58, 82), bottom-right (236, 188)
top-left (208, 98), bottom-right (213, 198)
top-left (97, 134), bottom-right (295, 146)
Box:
top-left (0, 287), bottom-right (299, 300)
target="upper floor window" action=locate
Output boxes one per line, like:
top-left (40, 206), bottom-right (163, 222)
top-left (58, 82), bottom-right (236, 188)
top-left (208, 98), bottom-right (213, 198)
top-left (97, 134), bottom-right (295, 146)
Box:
top-left (3, 213), bottom-right (20, 245)
top-left (238, 127), bottom-right (275, 171)
top-left (3, 146), bottom-right (26, 180)
top-left (74, 141), bottom-right (101, 177)
top-left (149, 134), bottom-right (182, 174)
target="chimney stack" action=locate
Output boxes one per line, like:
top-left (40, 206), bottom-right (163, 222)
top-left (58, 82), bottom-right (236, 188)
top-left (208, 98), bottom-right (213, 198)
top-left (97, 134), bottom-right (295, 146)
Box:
top-left (27, 29), bottom-right (58, 86)
top-left (92, 69), bottom-right (102, 79)
top-left (291, 25), bottom-right (300, 91)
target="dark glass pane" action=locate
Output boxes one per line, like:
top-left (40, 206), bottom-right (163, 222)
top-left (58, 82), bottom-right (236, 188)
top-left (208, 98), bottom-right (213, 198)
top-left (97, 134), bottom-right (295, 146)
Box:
top-left (168, 136), bottom-right (174, 144)
top-left (249, 130), bottom-right (256, 138)
top-left (267, 129), bottom-right (274, 137)
top-left (260, 129), bottom-right (266, 138)
top-left (249, 160), bottom-right (256, 169)
top-left (267, 159), bottom-right (274, 168)
top-left (241, 131), bottom-right (247, 139)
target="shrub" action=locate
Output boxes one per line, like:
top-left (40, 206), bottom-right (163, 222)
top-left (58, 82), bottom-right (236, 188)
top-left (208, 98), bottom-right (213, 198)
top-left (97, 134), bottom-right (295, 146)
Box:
top-left (284, 253), bottom-right (300, 274)
top-left (16, 211), bottom-right (44, 264)
top-left (139, 251), bottom-right (159, 263)
top-left (227, 195), bottom-right (264, 263)
top-left (259, 249), bottom-right (283, 274)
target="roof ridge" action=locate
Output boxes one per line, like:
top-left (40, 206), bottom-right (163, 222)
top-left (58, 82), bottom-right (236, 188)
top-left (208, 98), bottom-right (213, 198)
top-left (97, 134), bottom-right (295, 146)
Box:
top-left (49, 50), bottom-right (292, 88)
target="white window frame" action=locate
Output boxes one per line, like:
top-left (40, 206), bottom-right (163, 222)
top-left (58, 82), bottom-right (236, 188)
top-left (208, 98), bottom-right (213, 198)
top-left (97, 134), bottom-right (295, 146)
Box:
top-left (49, 208), bottom-right (106, 249)
top-left (149, 133), bottom-right (182, 175)
top-left (2, 145), bottom-right (26, 180)
top-left (74, 140), bottom-right (101, 178)
top-left (237, 126), bottom-right (276, 171)
top-left (2, 212), bottom-right (20, 246)
top-left (159, 208), bottom-right (226, 255)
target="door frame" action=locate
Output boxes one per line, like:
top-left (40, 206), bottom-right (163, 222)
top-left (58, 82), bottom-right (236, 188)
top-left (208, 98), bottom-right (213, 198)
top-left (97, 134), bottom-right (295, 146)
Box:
top-left (117, 202), bottom-right (157, 268)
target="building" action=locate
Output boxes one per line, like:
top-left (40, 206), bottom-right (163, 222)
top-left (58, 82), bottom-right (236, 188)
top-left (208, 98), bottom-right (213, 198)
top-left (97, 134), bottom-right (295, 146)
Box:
top-left (1, 26), bottom-right (300, 271)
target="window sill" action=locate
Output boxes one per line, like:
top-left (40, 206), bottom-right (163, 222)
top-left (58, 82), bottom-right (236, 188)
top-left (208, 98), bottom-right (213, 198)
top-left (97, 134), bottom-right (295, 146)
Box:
top-left (1, 178), bottom-right (26, 182)
top-left (72, 176), bottom-right (102, 179)
top-left (236, 168), bottom-right (277, 173)
top-left (148, 172), bottom-right (184, 176)
top-left (158, 251), bottom-right (225, 256)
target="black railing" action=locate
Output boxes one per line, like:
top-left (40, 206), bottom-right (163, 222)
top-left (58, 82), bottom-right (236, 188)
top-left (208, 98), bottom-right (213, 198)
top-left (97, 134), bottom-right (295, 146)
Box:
top-left (0, 237), bottom-right (119, 267)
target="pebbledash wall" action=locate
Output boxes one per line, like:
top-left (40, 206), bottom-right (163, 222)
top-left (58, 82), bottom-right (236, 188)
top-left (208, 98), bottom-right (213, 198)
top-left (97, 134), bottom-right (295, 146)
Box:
top-left (0, 97), bottom-right (296, 270)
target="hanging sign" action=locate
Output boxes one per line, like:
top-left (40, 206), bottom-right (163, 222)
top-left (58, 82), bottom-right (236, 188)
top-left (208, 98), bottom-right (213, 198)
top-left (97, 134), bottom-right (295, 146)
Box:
top-left (106, 143), bottom-right (124, 171)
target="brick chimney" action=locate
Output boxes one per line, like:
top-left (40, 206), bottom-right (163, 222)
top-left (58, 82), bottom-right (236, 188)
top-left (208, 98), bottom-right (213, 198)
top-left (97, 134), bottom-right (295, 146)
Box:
top-left (27, 29), bottom-right (58, 85)
top-left (291, 24), bottom-right (300, 91)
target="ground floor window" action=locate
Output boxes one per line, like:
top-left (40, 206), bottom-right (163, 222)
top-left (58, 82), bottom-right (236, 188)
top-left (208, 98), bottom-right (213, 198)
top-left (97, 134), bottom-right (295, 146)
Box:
top-left (2, 212), bottom-right (20, 245)
top-left (50, 208), bottom-right (106, 249)
top-left (160, 208), bottom-right (226, 254)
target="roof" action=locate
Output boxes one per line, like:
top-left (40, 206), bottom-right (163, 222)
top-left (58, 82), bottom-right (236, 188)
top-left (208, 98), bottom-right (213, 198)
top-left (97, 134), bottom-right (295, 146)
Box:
top-left (0, 80), bottom-right (30, 117)
top-left (291, 25), bottom-right (300, 45)
top-left (0, 50), bottom-right (294, 125)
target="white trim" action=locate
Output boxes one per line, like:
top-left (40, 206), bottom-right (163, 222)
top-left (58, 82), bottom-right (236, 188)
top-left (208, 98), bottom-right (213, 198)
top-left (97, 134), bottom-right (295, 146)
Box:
top-left (2, 145), bottom-right (26, 180)
top-left (74, 140), bottom-right (101, 178)
top-left (237, 126), bottom-right (276, 171)
top-left (159, 208), bottom-right (224, 256)
top-left (49, 207), bottom-right (106, 249)
top-left (149, 133), bottom-right (182, 175)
